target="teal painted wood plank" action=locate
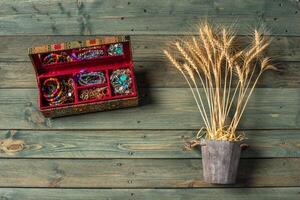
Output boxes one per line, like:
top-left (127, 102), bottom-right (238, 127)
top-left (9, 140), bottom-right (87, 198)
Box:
top-left (1, 0), bottom-right (298, 17)
top-left (0, 0), bottom-right (299, 35)
top-left (0, 88), bottom-right (298, 129)
top-left (0, 188), bottom-right (299, 200)
top-left (0, 36), bottom-right (299, 62)
top-left (0, 130), bottom-right (299, 158)
top-left (1, 35), bottom-right (299, 88)
top-left (1, 61), bottom-right (299, 88)
top-left (0, 158), bottom-right (298, 187)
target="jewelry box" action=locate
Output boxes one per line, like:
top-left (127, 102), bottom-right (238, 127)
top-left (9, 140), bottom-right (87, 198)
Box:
top-left (28, 36), bottom-right (138, 118)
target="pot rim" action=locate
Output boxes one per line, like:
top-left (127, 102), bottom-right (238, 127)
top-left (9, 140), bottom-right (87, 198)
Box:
top-left (200, 138), bottom-right (244, 144)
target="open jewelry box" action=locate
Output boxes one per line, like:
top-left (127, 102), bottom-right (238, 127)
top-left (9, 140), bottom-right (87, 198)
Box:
top-left (28, 36), bottom-right (138, 118)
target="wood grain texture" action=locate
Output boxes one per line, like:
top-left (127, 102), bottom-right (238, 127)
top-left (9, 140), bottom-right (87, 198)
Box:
top-left (0, 0), bottom-right (299, 195)
top-left (1, 61), bottom-right (299, 88)
top-left (0, 158), bottom-right (299, 187)
top-left (201, 140), bottom-right (242, 184)
top-left (0, 188), bottom-right (299, 200)
top-left (1, 35), bottom-right (299, 88)
top-left (0, 0), bottom-right (299, 35)
top-left (0, 36), bottom-right (300, 62)
top-left (0, 130), bottom-right (299, 158)
top-left (1, 36), bottom-right (300, 88)
top-left (0, 88), bottom-right (298, 129)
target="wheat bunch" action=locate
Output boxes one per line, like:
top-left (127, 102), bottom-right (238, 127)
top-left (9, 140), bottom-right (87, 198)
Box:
top-left (164, 22), bottom-right (274, 141)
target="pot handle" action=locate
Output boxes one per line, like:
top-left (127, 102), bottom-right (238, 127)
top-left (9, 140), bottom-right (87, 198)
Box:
top-left (240, 143), bottom-right (249, 151)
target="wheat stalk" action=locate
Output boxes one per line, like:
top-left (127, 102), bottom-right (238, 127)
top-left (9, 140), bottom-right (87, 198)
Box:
top-left (164, 22), bottom-right (274, 141)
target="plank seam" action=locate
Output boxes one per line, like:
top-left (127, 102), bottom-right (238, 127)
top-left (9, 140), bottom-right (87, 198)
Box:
top-left (0, 158), bottom-right (298, 160)
top-left (0, 186), bottom-right (298, 189)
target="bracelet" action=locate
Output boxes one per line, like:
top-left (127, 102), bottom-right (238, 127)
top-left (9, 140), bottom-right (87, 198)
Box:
top-left (42, 77), bottom-right (74, 106)
top-left (42, 78), bottom-right (61, 99)
top-left (42, 43), bottom-right (123, 65)
top-left (110, 68), bottom-right (132, 95)
top-left (76, 71), bottom-right (106, 86)
top-left (76, 49), bottom-right (105, 60)
top-left (43, 52), bottom-right (73, 64)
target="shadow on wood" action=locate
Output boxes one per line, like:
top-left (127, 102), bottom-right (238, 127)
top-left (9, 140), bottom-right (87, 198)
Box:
top-left (135, 70), bottom-right (153, 106)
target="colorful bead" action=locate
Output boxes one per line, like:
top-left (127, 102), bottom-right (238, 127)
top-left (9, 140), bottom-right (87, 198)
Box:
top-left (76, 49), bottom-right (105, 60)
top-left (43, 52), bottom-right (73, 64)
top-left (42, 43), bottom-right (123, 65)
top-left (42, 77), bottom-right (74, 106)
top-left (42, 78), bottom-right (61, 98)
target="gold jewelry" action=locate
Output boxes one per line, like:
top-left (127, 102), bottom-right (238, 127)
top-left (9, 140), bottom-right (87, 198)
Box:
top-left (80, 87), bottom-right (108, 101)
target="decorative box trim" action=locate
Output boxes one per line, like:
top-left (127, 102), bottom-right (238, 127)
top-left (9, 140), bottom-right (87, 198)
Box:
top-left (28, 36), bottom-right (130, 54)
top-left (42, 96), bottom-right (138, 118)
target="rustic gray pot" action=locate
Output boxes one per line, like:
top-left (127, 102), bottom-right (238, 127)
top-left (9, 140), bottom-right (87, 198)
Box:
top-left (200, 139), bottom-right (243, 184)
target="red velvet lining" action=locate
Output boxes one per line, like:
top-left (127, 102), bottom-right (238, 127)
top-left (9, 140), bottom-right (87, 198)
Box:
top-left (31, 41), bottom-right (137, 110)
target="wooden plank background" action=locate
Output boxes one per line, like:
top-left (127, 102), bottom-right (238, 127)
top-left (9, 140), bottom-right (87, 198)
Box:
top-left (0, 0), bottom-right (299, 199)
